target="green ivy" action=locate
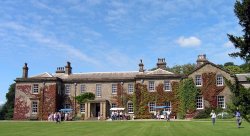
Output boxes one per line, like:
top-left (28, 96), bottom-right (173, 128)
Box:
top-left (178, 78), bottom-right (198, 119)
top-left (75, 92), bottom-right (95, 104)
top-left (133, 82), bottom-right (179, 119)
top-left (225, 78), bottom-right (250, 122)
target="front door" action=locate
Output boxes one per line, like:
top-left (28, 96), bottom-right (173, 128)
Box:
top-left (95, 103), bottom-right (100, 117)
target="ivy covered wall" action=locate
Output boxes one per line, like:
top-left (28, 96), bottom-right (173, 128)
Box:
top-left (133, 82), bottom-right (179, 119)
top-left (201, 72), bottom-right (225, 108)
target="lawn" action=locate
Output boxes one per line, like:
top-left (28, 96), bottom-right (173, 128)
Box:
top-left (0, 120), bottom-right (249, 136)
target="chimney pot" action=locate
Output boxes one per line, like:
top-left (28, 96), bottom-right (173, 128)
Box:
top-left (196, 54), bottom-right (208, 67)
top-left (22, 63), bottom-right (29, 78)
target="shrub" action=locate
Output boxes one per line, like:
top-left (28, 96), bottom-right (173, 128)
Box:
top-left (193, 108), bottom-right (212, 119)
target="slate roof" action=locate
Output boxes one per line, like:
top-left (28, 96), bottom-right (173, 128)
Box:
top-left (53, 71), bottom-right (139, 80)
top-left (187, 61), bottom-right (232, 76)
top-left (236, 73), bottom-right (250, 82)
top-left (26, 68), bottom-right (179, 82)
top-left (30, 72), bottom-right (54, 78)
top-left (146, 68), bottom-right (174, 75)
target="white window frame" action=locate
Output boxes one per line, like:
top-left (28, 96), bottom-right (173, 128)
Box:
top-left (96, 84), bottom-right (102, 97)
top-left (80, 104), bottom-right (85, 113)
top-left (196, 96), bottom-right (204, 109)
top-left (195, 75), bottom-right (202, 86)
top-left (111, 84), bottom-right (117, 94)
top-left (216, 75), bottom-right (224, 86)
top-left (32, 84), bottom-right (39, 94)
top-left (80, 84), bottom-right (86, 94)
top-left (128, 83), bottom-right (134, 94)
top-left (164, 80), bottom-right (171, 91)
top-left (127, 102), bottom-right (134, 113)
top-left (149, 102), bottom-right (156, 112)
top-left (217, 96), bottom-right (225, 108)
top-left (65, 84), bottom-right (70, 95)
top-left (111, 103), bottom-right (117, 108)
top-left (164, 101), bottom-right (171, 111)
top-left (32, 101), bottom-right (38, 114)
top-left (148, 81), bottom-right (155, 91)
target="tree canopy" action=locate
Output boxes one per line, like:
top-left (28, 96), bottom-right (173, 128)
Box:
top-left (225, 78), bottom-right (250, 122)
top-left (75, 92), bottom-right (95, 104)
top-left (0, 83), bottom-right (15, 120)
top-left (177, 78), bottom-right (198, 119)
top-left (227, 0), bottom-right (250, 63)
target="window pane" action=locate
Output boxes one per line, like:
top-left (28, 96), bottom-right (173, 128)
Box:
top-left (127, 103), bottom-right (133, 113)
top-left (128, 84), bottom-right (134, 94)
top-left (33, 84), bottom-right (39, 93)
top-left (164, 101), bottom-right (171, 111)
top-left (111, 103), bottom-right (117, 108)
top-left (96, 84), bottom-right (102, 97)
top-left (112, 84), bottom-right (117, 94)
top-left (80, 84), bottom-right (85, 93)
top-left (65, 84), bottom-right (70, 95)
top-left (216, 75), bottom-right (224, 86)
top-left (149, 81), bottom-right (155, 91)
top-left (196, 96), bottom-right (203, 109)
top-left (32, 101), bottom-right (38, 114)
top-left (217, 96), bottom-right (225, 108)
top-left (164, 81), bottom-right (171, 91)
top-left (80, 104), bottom-right (85, 113)
top-left (149, 102), bottom-right (156, 112)
top-left (195, 75), bottom-right (202, 86)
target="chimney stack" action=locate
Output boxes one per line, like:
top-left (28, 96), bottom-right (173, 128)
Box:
top-left (196, 54), bottom-right (208, 67)
top-left (56, 67), bottom-right (65, 73)
top-left (22, 63), bottom-right (28, 78)
top-left (156, 58), bottom-right (167, 70)
top-left (139, 59), bottom-right (144, 72)
top-left (65, 61), bottom-right (72, 75)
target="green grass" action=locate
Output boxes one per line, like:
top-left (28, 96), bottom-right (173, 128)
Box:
top-left (0, 120), bottom-right (249, 136)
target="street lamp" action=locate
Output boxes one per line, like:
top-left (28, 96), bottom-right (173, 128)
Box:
top-left (74, 83), bottom-right (77, 116)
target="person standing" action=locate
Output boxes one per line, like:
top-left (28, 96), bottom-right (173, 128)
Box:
top-left (166, 110), bottom-right (171, 121)
top-left (210, 110), bottom-right (216, 126)
top-left (235, 110), bottom-right (241, 128)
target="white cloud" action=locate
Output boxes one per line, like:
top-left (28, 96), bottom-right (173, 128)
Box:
top-left (224, 41), bottom-right (234, 48)
top-left (176, 36), bottom-right (201, 47)
top-left (31, 1), bottom-right (61, 14)
top-left (0, 22), bottom-right (99, 65)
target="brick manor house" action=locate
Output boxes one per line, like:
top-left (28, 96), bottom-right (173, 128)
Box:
top-left (13, 54), bottom-right (250, 120)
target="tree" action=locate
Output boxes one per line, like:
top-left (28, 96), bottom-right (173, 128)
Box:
top-left (240, 63), bottom-right (250, 72)
top-left (177, 78), bottom-right (199, 119)
top-left (225, 78), bottom-right (250, 122)
top-left (0, 83), bottom-right (15, 120)
top-left (75, 92), bottom-right (95, 104)
top-left (227, 0), bottom-right (250, 63)
top-left (224, 65), bottom-right (244, 74)
top-left (170, 64), bottom-right (196, 75)
top-left (224, 62), bottom-right (235, 67)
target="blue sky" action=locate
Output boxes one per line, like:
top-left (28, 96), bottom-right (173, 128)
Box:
top-left (0, 0), bottom-right (244, 104)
